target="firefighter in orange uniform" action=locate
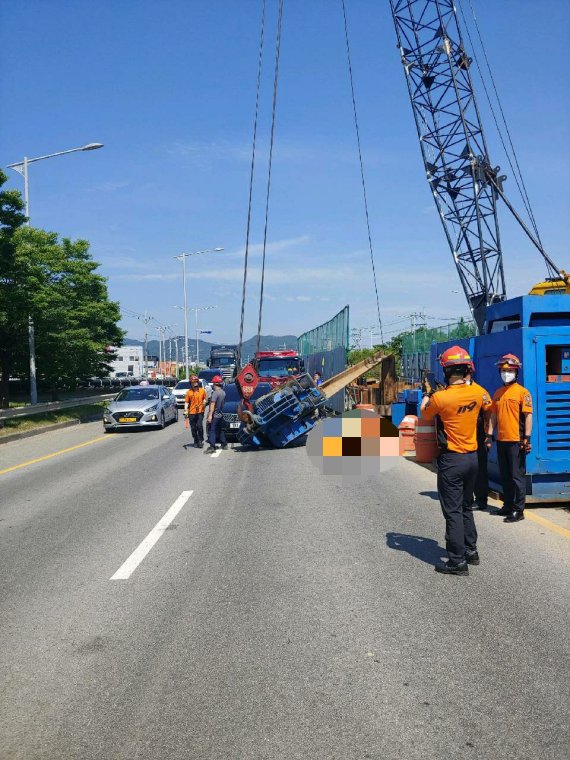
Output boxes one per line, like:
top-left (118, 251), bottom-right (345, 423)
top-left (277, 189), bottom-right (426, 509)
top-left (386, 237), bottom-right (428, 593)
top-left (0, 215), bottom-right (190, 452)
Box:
top-left (184, 375), bottom-right (207, 448)
top-left (421, 347), bottom-right (492, 575)
top-left (487, 354), bottom-right (532, 522)
top-left (466, 363), bottom-right (490, 511)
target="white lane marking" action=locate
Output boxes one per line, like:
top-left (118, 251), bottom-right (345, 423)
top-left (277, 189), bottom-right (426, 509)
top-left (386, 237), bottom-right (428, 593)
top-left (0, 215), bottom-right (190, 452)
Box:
top-left (110, 490), bottom-right (193, 580)
top-left (210, 449), bottom-right (222, 458)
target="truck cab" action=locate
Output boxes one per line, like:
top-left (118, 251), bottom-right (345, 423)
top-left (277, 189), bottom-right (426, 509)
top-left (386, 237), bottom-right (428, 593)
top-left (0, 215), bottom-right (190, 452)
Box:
top-left (251, 350), bottom-right (305, 389)
top-left (207, 345), bottom-right (238, 382)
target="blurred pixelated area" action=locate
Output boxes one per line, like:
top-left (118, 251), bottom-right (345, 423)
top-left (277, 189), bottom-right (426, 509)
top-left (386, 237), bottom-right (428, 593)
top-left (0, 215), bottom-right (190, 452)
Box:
top-left (306, 409), bottom-right (400, 480)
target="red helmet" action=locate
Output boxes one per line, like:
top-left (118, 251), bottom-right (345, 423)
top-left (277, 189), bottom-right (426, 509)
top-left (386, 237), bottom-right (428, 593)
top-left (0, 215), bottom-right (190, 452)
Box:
top-left (496, 353), bottom-right (522, 370)
top-left (189, 375), bottom-right (199, 382)
top-left (439, 345), bottom-right (473, 369)
top-left (212, 375), bottom-right (223, 384)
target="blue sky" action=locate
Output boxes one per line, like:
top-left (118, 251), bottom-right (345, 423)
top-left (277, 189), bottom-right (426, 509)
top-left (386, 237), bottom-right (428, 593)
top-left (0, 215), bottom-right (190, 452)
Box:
top-left (1, 0), bottom-right (568, 345)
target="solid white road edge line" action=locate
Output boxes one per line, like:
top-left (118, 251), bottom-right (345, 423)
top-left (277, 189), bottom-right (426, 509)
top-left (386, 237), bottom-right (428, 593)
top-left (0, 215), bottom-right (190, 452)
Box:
top-left (110, 490), bottom-right (193, 580)
top-left (211, 449), bottom-right (222, 458)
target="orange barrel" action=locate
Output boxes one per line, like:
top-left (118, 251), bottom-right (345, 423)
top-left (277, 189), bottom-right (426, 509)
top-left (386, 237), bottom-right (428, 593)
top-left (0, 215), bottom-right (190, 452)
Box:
top-left (398, 414), bottom-right (417, 455)
top-left (414, 415), bottom-right (439, 462)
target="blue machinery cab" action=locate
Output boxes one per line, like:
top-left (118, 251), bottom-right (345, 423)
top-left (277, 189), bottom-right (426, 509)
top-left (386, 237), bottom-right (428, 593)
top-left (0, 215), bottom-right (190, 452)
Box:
top-left (429, 296), bottom-right (570, 502)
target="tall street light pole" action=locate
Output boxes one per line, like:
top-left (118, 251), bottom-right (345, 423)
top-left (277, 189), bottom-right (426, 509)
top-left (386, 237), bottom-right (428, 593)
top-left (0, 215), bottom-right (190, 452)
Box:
top-left (190, 305), bottom-right (217, 365)
top-left (7, 142), bottom-right (104, 404)
top-left (173, 247), bottom-right (223, 378)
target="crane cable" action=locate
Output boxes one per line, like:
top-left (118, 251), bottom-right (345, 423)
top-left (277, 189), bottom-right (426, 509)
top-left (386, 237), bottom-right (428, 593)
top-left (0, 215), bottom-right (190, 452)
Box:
top-left (341, 0), bottom-right (384, 344)
top-left (457, 0), bottom-right (556, 278)
top-left (256, 0), bottom-right (285, 355)
top-left (237, 0), bottom-right (267, 369)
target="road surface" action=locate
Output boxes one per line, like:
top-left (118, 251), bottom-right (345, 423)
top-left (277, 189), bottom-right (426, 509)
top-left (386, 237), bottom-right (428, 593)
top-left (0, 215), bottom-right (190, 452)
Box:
top-left (1, 419), bottom-right (568, 759)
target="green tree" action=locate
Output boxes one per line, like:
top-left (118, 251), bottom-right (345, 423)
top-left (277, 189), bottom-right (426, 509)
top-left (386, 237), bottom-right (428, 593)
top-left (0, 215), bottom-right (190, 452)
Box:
top-left (347, 347), bottom-right (375, 366)
top-left (347, 332), bottom-right (405, 379)
top-left (0, 169), bottom-right (28, 406)
top-left (0, 216), bottom-right (124, 404)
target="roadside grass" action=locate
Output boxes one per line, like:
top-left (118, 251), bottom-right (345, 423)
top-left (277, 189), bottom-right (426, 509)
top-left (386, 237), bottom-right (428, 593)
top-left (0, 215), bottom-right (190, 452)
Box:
top-left (0, 403), bottom-right (105, 437)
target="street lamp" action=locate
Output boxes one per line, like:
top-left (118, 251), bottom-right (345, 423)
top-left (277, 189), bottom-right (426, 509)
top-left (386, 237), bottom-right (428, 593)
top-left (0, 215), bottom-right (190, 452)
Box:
top-left (172, 247), bottom-right (223, 378)
top-left (190, 305), bottom-right (217, 365)
top-left (7, 141), bottom-right (104, 404)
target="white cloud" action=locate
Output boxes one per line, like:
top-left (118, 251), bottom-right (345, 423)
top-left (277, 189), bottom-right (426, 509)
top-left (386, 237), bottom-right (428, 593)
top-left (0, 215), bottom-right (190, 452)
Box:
top-left (115, 265), bottom-right (360, 286)
top-left (168, 139), bottom-right (251, 165)
top-left (88, 180), bottom-right (130, 192)
top-left (224, 235), bottom-right (313, 260)
top-left (167, 138), bottom-right (389, 169)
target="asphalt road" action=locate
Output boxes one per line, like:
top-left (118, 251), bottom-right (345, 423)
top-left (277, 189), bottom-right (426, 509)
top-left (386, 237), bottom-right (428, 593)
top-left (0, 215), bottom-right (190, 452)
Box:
top-left (0, 419), bottom-right (568, 760)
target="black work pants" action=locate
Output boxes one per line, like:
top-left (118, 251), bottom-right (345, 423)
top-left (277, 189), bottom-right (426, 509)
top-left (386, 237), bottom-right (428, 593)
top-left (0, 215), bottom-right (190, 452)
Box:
top-left (207, 415), bottom-right (226, 447)
top-left (473, 437), bottom-right (488, 507)
top-left (189, 413), bottom-right (204, 445)
top-left (497, 441), bottom-right (526, 512)
top-left (437, 450), bottom-right (478, 565)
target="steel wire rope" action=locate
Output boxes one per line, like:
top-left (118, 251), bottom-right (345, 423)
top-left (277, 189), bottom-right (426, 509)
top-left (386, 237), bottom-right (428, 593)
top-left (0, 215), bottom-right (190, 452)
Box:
top-left (237, 0), bottom-right (267, 369)
top-left (256, 0), bottom-right (284, 355)
top-left (457, 0), bottom-right (553, 276)
top-left (341, 0), bottom-right (384, 343)
top-left (455, 0), bottom-right (534, 227)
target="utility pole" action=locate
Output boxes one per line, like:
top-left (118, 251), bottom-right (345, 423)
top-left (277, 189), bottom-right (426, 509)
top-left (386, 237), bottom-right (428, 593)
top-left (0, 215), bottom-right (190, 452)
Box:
top-left (143, 326), bottom-right (148, 377)
top-left (7, 142), bottom-right (104, 404)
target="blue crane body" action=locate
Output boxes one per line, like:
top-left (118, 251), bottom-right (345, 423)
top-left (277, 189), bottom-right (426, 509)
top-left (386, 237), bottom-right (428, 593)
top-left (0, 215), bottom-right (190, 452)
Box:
top-left (238, 375), bottom-right (326, 449)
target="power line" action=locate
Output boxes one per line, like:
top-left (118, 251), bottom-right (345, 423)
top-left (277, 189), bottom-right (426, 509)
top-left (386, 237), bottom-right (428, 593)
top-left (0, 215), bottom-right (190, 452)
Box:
top-left (457, 0), bottom-right (544, 254)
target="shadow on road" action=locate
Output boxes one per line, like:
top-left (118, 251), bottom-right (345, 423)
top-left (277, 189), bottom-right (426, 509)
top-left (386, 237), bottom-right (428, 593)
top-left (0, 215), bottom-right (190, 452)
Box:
top-left (419, 490), bottom-right (440, 501)
top-left (386, 532), bottom-right (446, 566)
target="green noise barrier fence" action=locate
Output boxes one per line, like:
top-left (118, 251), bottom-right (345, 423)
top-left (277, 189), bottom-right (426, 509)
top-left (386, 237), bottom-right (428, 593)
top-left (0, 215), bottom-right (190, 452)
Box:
top-left (298, 306), bottom-right (349, 413)
top-left (401, 319), bottom-right (476, 382)
top-left (297, 305), bottom-right (349, 356)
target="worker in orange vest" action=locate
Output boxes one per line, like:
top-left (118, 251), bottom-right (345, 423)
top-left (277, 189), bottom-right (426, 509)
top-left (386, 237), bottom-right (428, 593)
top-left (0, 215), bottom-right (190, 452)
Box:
top-left (487, 354), bottom-right (533, 523)
top-left (184, 375), bottom-right (207, 448)
top-left (421, 346), bottom-right (492, 575)
top-left (466, 362), bottom-right (491, 512)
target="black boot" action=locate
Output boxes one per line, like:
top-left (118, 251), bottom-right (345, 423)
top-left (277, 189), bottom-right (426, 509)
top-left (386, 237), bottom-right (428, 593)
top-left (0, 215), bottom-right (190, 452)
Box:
top-left (496, 506), bottom-right (512, 517)
top-left (465, 550), bottom-right (480, 565)
top-left (435, 561), bottom-right (469, 576)
top-left (504, 510), bottom-right (524, 523)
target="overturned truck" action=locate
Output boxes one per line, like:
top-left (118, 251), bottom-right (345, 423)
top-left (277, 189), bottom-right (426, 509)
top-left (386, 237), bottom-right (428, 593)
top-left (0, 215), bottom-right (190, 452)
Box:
top-left (235, 351), bottom-right (386, 449)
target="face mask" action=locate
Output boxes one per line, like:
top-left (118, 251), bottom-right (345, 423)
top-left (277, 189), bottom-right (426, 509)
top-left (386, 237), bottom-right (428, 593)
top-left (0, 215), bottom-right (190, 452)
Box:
top-left (501, 371), bottom-right (516, 384)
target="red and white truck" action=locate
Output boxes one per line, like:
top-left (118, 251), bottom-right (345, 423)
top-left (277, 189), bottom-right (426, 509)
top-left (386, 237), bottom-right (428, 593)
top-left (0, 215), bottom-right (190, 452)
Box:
top-left (250, 350), bottom-right (304, 389)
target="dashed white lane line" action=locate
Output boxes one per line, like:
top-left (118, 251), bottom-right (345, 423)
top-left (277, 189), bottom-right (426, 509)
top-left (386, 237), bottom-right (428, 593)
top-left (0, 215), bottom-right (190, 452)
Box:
top-left (110, 490), bottom-right (193, 580)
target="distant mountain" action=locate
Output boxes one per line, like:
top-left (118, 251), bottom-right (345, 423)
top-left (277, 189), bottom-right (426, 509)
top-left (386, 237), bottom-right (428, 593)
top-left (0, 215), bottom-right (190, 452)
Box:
top-left (122, 338), bottom-right (144, 346)
top-left (122, 334), bottom-right (298, 363)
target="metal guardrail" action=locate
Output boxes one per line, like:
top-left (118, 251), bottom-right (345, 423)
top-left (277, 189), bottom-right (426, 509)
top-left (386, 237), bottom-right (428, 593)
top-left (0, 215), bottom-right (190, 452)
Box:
top-left (0, 394), bottom-right (116, 421)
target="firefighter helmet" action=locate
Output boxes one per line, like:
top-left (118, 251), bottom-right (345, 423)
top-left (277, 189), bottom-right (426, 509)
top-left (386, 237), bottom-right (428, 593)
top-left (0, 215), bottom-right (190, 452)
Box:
top-left (496, 353), bottom-right (522, 370)
top-left (189, 375), bottom-right (199, 382)
top-left (439, 346), bottom-right (473, 368)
